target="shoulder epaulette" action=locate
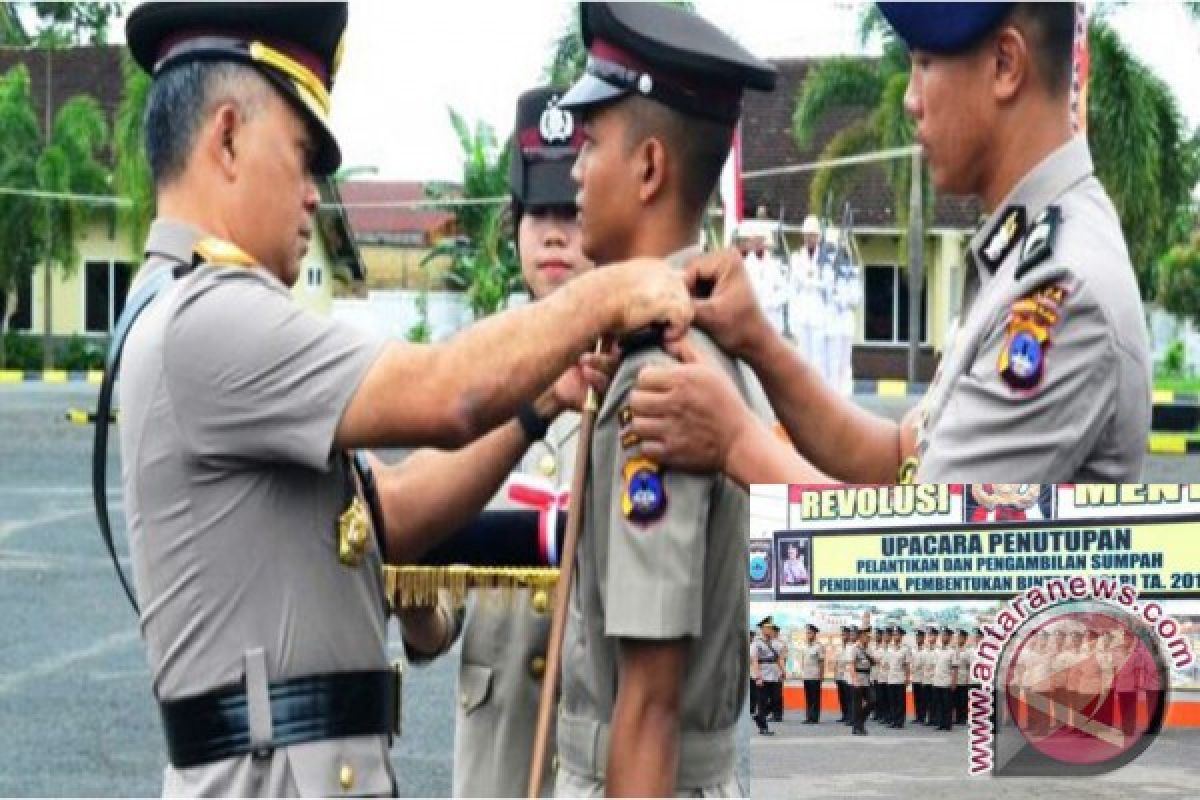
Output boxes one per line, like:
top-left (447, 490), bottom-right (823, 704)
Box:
top-left (193, 237), bottom-right (258, 269)
top-left (1014, 205), bottom-right (1061, 280)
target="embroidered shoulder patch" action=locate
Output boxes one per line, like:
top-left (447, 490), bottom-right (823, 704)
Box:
top-left (621, 456), bottom-right (667, 525)
top-left (997, 284), bottom-right (1068, 391)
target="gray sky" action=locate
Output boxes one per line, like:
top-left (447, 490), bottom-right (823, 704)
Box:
top-left (325, 0), bottom-right (1200, 182)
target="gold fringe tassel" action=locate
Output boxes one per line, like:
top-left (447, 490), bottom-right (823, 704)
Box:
top-left (384, 566), bottom-right (560, 609)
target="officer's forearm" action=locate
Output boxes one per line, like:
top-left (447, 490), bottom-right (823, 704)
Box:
top-left (373, 418), bottom-right (533, 563)
top-left (608, 639), bottom-right (686, 798)
top-left (741, 330), bottom-right (899, 482)
top-left (724, 418), bottom-right (828, 487)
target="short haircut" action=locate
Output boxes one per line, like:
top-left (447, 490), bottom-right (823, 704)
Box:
top-left (144, 60), bottom-right (273, 187)
top-left (1008, 3), bottom-right (1076, 97)
top-left (619, 95), bottom-right (734, 226)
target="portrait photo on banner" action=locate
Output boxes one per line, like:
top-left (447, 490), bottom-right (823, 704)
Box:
top-left (965, 484), bottom-right (1056, 522)
top-left (776, 533), bottom-right (812, 597)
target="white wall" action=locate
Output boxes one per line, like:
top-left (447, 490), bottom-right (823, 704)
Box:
top-left (333, 289), bottom-right (530, 342)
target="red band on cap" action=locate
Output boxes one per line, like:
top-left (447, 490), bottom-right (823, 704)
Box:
top-left (518, 126), bottom-right (584, 151)
top-left (160, 30), bottom-right (330, 87)
top-left (589, 38), bottom-right (740, 108)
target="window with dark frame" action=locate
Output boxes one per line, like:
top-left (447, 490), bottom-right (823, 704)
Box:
top-left (863, 264), bottom-right (928, 345)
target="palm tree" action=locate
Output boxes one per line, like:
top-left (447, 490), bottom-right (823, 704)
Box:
top-left (422, 107), bottom-right (520, 319)
top-left (0, 66), bottom-right (44, 367)
top-left (114, 54), bottom-right (154, 258)
top-left (793, 7), bottom-right (1200, 298)
top-left (792, 8), bottom-right (924, 238)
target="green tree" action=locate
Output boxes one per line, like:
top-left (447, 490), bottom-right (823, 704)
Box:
top-left (0, 65), bottom-right (44, 367)
top-left (37, 91), bottom-right (110, 367)
top-left (0, 2), bottom-right (122, 46)
top-left (1157, 232), bottom-right (1200, 330)
top-left (423, 107), bottom-right (520, 319)
top-left (114, 53), bottom-right (154, 256)
top-left (793, 8), bottom-right (1200, 297)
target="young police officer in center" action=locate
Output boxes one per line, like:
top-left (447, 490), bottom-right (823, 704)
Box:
top-left (625, 2), bottom-right (1151, 485)
top-left (117, 3), bottom-right (692, 795)
top-left (552, 3), bottom-right (776, 796)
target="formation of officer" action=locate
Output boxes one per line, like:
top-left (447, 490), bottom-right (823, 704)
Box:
top-left (849, 626), bottom-right (876, 735)
top-left (835, 625), bottom-right (855, 724)
top-left (112, 2), bottom-right (694, 796)
top-left (625, 1), bottom-right (1152, 484)
top-left (740, 219), bottom-right (791, 338)
top-left (552, 3), bottom-right (776, 795)
top-left (869, 626), bottom-right (887, 722)
top-left (798, 623), bottom-right (825, 724)
top-left (930, 627), bottom-right (960, 731)
top-left (911, 627), bottom-right (930, 724)
top-left (884, 626), bottom-right (913, 729)
top-left (750, 618), bottom-right (782, 736)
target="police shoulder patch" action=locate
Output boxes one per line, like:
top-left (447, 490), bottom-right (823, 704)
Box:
top-left (621, 456), bottom-right (667, 525)
top-left (997, 282), bottom-right (1069, 392)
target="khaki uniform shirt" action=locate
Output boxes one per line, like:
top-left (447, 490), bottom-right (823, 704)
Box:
top-left (961, 644), bottom-right (979, 686)
top-left (752, 638), bottom-right (783, 683)
top-left (557, 247), bottom-right (754, 793)
top-left (838, 643), bottom-right (856, 683)
top-left (869, 642), bottom-right (886, 682)
top-left (885, 643), bottom-right (913, 685)
top-left (932, 645), bottom-right (959, 689)
top-left (915, 137), bottom-right (1151, 481)
top-left (119, 220), bottom-right (394, 797)
top-left (798, 642), bottom-right (825, 681)
top-left (454, 413), bottom-right (579, 797)
top-left (849, 645), bottom-right (872, 688)
top-left (914, 645), bottom-right (931, 683)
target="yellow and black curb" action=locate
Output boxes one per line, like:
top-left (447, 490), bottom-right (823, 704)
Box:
top-left (0, 370), bottom-right (104, 384)
top-left (66, 408), bottom-right (118, 425)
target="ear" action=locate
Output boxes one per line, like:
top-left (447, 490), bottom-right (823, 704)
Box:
top-left (205, 103), bottom-right (241, 182)
top-left (635, 136), bottom-right (668, 205)
top-left (992, 26), bottom-right (1028, 103)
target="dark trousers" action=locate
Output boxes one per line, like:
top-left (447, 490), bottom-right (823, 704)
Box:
top-left (914, 682), bottom-right (926, 722)
top-left (749, 679), bottom-right (758, 717)
top-left (954, 684), bottom-right (968, 725)
top-left (803, 679), bottom-right (821, 722)
top-left (890, 683), bottom-right (906, 727)
top-left (762, 681), bottom-right (783, 721)
top-left (933, 686), bottom-right (952, 729)
top-left (836, 680), bottom-right (849, 721)
top-left (852, 683), bottom-right (869, 733)
top-left (752, 681), bottom-right (769, 731)
top-left (870, 681), bottom-right (882, 719)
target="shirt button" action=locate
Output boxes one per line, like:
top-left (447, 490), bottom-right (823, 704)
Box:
top-left (339, 764), bottom-right (355, 791)
top-left (460, 691), bottom-right (469, 707)
top-left (530, 656), bottom-right (547, 679)
top-left (538, 454), bottom-right (558, 478)
top-left (531, 589), bottom-right (550, 615)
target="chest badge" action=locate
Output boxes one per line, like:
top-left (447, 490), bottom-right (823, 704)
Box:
top-left (338, 496), bottom-right (371, 567)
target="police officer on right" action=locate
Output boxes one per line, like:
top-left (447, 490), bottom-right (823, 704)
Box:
top-left (626, 2), bottom-right (1151, 485)
top-left (932, 627), bottom-right (960, 731)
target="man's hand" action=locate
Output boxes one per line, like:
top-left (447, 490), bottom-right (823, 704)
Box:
top-left (534, 343), bottom-right (619, 418)
top-left (603, 258), bottom-right (693, 342)
top-left (683, 248), bottom-right (773, 360)
top-left (627, 338), bottom-right (753, 473)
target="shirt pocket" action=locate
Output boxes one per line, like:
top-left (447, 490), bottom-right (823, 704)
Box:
top-left (285, 735), bottom-right (395, 797)
top-left (458, 662), bottom-right (495, 716)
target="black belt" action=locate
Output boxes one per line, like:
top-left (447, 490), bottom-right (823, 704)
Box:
top-left (161, 669), bottom-right (396, 769)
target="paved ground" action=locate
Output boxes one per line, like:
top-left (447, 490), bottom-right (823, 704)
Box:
top-left (751, 713), bottom-right (1200, 799)
top-left (0, 384), bottom-right (752, 796)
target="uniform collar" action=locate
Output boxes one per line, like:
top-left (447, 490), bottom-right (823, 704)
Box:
top-left (143, 218), bottom-right (207, 266)
top-left (968, 136), bottom-right (1093, 281)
